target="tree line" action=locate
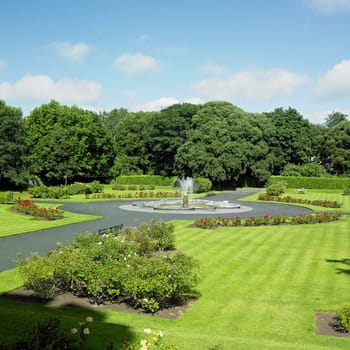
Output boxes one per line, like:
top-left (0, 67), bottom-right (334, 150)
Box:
top-left (0, 99), bottom-right (349, 190)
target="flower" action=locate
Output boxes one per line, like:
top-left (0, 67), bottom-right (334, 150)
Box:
top-left (143, 328), bottom-right (152, 334)
top-left (83, 327), bottom-right (90, 335)
top-left (157, 330), bottom-right (164, 337)
top-left (86, 316), bottom-right (93, 322)
top-left (70, 328), bottom-right (78, 334)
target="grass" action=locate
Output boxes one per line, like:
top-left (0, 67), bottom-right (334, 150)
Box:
top-left (0, 188), bottom-right (349, 349)
top-left (0, 204), bottom-right (102, 238)
top-left (240, 188), bottom-right (350, 212)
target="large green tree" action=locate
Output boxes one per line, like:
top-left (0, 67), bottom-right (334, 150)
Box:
top-left (264, 107), bottom-right (313, 174)
top-left (148, 103), bottom-right (199, 176)
top-left (175, 101), bottom-right (271, 186)
top-left (0, 100), bottom-right (28, 189)
top-left (25, 101), bottom-right (115, 184)
top-left (322, 118), bottom-right (350, 175)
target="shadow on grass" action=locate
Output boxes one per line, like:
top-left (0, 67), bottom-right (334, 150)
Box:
top-left (326, 258), bottom-right (350, 275)
top-left (0, 293), bottom-right (136, 349)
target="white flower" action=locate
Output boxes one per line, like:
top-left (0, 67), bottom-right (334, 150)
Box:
top-left (97, 241), bottom-right (102, 245)
top-left (86, 316), bottom-right (93, 322)
top-left (143, 328), bottom-right (152, 334)
top-left (157, 330), bottom-right (164, 337)
top-left (83, 327), bottom-right (90, 335)
top-left (70, 328), bottom-right (78, 334)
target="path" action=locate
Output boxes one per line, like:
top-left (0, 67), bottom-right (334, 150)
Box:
top-left (0, 192), bottom-right (313, 272)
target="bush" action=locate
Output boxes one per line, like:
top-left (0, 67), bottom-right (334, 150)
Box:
top-left (281, 163), bottom-right (329, 177)
top-left (194, 177), bottom-right (212, 193)
top-left (114, 175), bottom-right (176, 186)
top-left (343, 188), bottom-right (350, 195)
top-left (268, 176), bottom-right (350, 189)
top-left (0, 191), bottom-right (14, 204)
top-left (17, 221), bottom-right (199, 313)
top-left (266, 182), bottom-right (286, 196)
top-left (338, 306), bottom-right (350, 332)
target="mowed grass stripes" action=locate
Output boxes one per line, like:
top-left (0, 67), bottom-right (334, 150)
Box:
top-left (0, 218), bottom-right (349, 349)
top-left (168, 218), bottom-right (350, 349)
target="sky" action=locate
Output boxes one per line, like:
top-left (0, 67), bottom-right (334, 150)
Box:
top-left (1, 0), bottom-right (350, 124)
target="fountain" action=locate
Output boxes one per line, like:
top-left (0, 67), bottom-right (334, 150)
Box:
top-left (119, 177), bottom-right (251, 214)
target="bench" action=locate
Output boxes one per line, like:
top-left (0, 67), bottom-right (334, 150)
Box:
top-left (294, 188), bottom-right (306, 194)
top-left (97, 224), bottom-right (124, 236)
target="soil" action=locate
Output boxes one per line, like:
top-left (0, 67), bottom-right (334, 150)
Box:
top-left (315, 312), bottom-right (350, 338)
top-left (1, 287), bottom-right (196, 320)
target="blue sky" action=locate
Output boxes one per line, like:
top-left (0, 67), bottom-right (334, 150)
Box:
top-left (1, 0), bottom-right (350, 123)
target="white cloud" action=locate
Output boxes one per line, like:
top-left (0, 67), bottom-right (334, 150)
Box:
top-left (0, 74), bottom-right (101, 104)
top-left (303, 108), bottom-right (350, 124)
top-left (315, 59), bottom-right (350, 99)
top-left (0, 59), bottom-right (7, 70)
top-left (114, 53), bottom-right (160, 76)
top-left (192, 68), bottom-right (309, 101)
top-left (200, 64), bottom-right (227, 75)
top-left (134, 96), bottom-right (203, 112)
top-left (303, 0), bottom-right (350, 13)
top-left (47, 41), bottom-right (92, 63)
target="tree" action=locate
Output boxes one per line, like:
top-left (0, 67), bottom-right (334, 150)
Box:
top-left (322, 120), bottom-right (350, 175)
top-left (148, 103), bottom-right (199, 176)
top-left (175, 101), bottom-right (271, 186)
top-left (264, 108), bottom-right (313, 174)
top-left (0, 100), bottom-right (28, 189)
top-left (25, 101), bottom-right (115, 184)
top-left (324, 111), bottom-right (348, 129)
top-left (109, 110), bottom-right (154, 176)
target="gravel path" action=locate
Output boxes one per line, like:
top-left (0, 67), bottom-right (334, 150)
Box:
top-left (0, 191), bottom-right (313, 272)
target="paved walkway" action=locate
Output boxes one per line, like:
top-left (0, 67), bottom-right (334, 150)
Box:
top-left (0, 192), bottom-right (313, 272)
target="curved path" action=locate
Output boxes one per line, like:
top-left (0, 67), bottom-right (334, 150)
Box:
top-left (0, 191), bottom-right (313, 272)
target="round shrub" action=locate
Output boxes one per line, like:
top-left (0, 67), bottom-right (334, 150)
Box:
top-left (194, 177), bottom-right (212, 193)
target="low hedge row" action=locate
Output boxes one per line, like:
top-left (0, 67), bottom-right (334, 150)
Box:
top-left (258, 193), bottom-right (342, 208)
top-left (194, 212), bottom-right (342, 228)
top-left (268, 176), bottom-right (350, 189)
top-left (28, 181), bottom-right (104, 199)
top-left (114, 175), bottom-right (176, 186)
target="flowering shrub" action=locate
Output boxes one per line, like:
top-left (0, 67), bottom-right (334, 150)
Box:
top-left (14, 198), bottom-right (64, 220)
top-left (18, 221), bottom-right (200, 313)
top-left (194, 212), bottom-right (342, 228)
top-left (258, 193), bottom-right (342, 208)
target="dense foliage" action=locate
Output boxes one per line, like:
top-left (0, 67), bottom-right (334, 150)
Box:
top-left (1, 99), bottom-right (350, 190)
top-left (269, 176), bottom-right (350, 189)
top-left (18, 221), bottom-right (200, 313)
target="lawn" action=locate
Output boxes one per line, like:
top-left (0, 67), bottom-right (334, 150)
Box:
top-left (240, 188), bottom-right (350, 212)
top-left (0, 189), bottom-right (349, 349)
top-left (0, 203), bottom-right (102, 238)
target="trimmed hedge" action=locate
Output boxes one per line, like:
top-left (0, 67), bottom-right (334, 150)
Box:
top-left (114, 175), bottom-right (177, 186)
top-left (268, 176), bottom-right (350, 189)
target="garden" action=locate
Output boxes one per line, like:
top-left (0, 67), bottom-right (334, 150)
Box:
top-left (0, 181), bottom-right (349, 349)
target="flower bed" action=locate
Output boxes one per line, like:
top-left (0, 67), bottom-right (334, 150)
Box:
top-left (85, 191), bottom-right (181, 200)
top-left (14, 198), bottom-right (64, 220)
top-left (258, 193), bottom-right (342, 208)
top-left (194, 212), bottom-right (342, 229)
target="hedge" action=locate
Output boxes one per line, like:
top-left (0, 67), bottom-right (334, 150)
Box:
top-left (114, 175), bottom-right (177, 186)
top-left (268, 176), bottom-right (350, 189)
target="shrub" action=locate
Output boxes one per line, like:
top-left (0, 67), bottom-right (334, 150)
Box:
top-left (17, 221), bottom-right (199, 313)
top-left (14, 198), bottom-right (64, 220)
top-left (258, 193), bottom-right (342, 208)
top-left (343, 188), bottom-right (350, 195)
top-left (194, 177), bottom-right (212, 193)
top-left (0, 191), bottom-right (14, 204)
top-left (266, 182), bottom-right (287, 196)
top-left (114, 175), bottom-right (176, 186)
top-left (338, 306), bottom-right (350, 332)
top-left (281, 163), bottom-right (329, 177)
top-left (268, 176), bottom-right (350, 189)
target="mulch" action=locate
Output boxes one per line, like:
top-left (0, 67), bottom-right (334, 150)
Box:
top-left (315, 312), bottom-right (350, 338)
top-left (1, 287), bottom-right (196, 320)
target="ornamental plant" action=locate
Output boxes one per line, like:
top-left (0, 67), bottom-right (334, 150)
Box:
top-left (17, 221), bottom-right (200, 313)
top-left (194, 212), bottom-right (341, 229)
top-left (258, 193), bottom-right (342, 208)
top-left (14, 198), bottom-right (64, 220)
